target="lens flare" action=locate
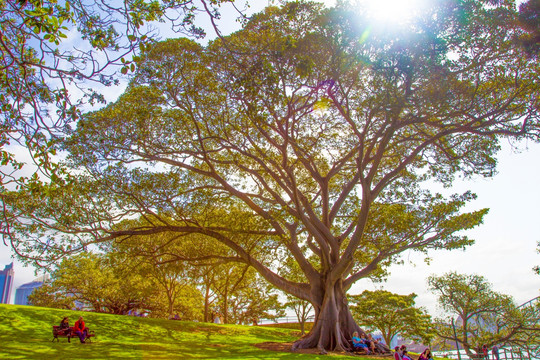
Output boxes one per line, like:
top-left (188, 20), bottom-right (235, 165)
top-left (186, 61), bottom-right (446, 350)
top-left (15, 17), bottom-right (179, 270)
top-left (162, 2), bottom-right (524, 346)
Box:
top-left (362, 0), bottom-right (429, 25)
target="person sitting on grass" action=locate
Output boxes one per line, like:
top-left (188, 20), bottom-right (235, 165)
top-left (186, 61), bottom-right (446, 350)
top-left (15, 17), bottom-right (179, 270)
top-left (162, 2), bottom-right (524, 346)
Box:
top-left (394, 346), bottom-right (403, 360)
top-left (366, 333), bottom-right (378, 353)
top-left (419, 349), bottom-right (433, 360)
top-left (402, 350), bottom-right (413, 360)
top-left (352, 331), bottom-right (371, 354)
top-left (73, 316), bottom-right (89, 344)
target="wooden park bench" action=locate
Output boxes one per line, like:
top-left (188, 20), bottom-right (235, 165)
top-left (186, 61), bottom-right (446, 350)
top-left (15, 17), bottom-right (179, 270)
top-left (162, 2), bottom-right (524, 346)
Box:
top-left (52, 325), bottom-right (95, 343)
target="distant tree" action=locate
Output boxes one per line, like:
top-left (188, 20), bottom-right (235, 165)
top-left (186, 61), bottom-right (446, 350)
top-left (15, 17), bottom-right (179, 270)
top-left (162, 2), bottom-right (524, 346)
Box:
top-left (199, 265), bottom-right (221, 323)
top-left (533, 240), bottom-right (540, 275)
top-left (349, 290), bottom-right (433, 347)
top-left (285, 297), bottom-right (313, 335)
top-left (148, 282), bottom-right (204, 320)
top-left (27, 282), bottom-right (74, 309)
top-left (280, 256), bottom-right (313, 334)
top-left (51, 252), bottom-right (156, 314)
top-left (213, 264), bottom-right (254, 324)
top-left (173, 284), bottom-right (205, 321)
top-left (175, 237), bottom-right (239, 323)
top-left (111, 231), bottom-right (204, 318)
top-left (230, 279), bottom-right (286, 325)
top-left (428, 272), bottom-right (540, 358)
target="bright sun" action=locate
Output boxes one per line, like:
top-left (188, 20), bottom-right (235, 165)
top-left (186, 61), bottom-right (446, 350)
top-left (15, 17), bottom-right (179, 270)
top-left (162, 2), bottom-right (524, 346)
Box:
top-left (361, 0), bottom-right (430, 24)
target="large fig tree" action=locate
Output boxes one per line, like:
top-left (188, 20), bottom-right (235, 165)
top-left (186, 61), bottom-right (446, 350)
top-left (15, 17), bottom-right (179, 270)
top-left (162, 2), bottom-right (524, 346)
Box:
top-left (4, 0), bottom-right (540, 353)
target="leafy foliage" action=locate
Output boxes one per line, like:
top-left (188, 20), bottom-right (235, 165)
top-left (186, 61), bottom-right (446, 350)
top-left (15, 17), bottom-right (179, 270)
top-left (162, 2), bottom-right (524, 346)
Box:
top-left (349, 290), bottom-right (433, 346)
top-left (109, 226), bottom-right (282, 323)
top-left (0, 0), bottom-right (239, 205)
top-left (110, 231), bottom-right (206, 318)
top-left (28, 282), bottom-right (75, 309)
top-left (229, 279), bottom-right (286, 325)
top-left (428, 272), bottom-right (540, 357)
top-left (32, 252), bottom-right (159, 314)
top-left (517, 0), bottom-right (540, 57)
top-left (280, 256), bottom-right (313, 335)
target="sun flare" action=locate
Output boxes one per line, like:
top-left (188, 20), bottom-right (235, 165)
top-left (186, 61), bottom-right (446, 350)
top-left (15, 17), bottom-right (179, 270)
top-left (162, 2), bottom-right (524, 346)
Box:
top-left (361, 0), bottom-right (430, 24)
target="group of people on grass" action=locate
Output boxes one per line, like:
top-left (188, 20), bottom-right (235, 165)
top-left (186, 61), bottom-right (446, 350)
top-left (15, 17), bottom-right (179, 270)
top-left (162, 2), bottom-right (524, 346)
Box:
top-left (58, 316), bottom-right (90, 343)
top-left (351, 333), bottom-right (433, 360)
top-left (351, 331), bottom-right (382, 354)
top-left (394, 345), bottom-right (433, 360)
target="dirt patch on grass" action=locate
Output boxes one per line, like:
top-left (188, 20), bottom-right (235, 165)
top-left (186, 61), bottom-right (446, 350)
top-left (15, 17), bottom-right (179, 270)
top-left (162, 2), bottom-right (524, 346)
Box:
top-left (254, 342), bottom-right (393, 357)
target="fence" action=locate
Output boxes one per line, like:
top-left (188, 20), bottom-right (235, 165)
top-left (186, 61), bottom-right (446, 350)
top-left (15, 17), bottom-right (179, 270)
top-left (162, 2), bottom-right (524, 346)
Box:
top-left (258, 315), bottom-right (315, 325)
top-left (435, 348), bottom-right (539, 360)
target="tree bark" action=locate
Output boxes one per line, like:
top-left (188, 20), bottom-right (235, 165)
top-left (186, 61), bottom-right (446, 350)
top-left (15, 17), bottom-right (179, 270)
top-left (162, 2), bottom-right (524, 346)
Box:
top-left (292, 280), bottom-right (389, 354)
top-left (292, 282), bottom-right (356, 353)
top-left (204, 284), bottom-right (211, 322)
top-left (223, 286), bottom-right (229, 324)
top-left (167, 290), bottom-right (174, 317)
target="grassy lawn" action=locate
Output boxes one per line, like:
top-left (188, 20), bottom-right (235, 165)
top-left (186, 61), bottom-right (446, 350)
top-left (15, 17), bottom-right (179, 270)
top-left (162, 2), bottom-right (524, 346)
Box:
top-left (0, 304), bottom-right (368, 359)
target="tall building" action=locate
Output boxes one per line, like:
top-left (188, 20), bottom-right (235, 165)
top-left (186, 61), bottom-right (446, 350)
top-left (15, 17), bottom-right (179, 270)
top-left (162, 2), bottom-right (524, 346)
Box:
top-left (0, 262), bottom-right (14, 304)
top-left (14, 275), bottom-right (49, 306)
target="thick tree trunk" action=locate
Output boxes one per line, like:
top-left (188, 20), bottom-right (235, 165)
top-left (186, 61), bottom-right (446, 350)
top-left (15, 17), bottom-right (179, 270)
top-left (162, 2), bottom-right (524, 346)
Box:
top-left (204, 285), bottom-right (211, 322)
top-left (292, 281), bottom-right (389, 354)
top-left (167, 290), bottom-right (174, 317)
top-left (223, 287), bottom-right (229, 324)
top-left (292, 284), bottom-right (356, 353)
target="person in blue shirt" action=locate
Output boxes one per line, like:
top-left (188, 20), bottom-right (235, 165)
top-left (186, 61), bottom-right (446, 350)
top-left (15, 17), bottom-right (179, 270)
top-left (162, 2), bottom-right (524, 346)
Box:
top-left (403, 350), bottom-right (413, 360)
top-left (352, 331), bottom-right (371, 354)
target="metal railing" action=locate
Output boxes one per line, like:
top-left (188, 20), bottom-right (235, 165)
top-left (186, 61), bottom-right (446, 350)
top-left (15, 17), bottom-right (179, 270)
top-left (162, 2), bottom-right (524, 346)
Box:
top-left (258, 315), bottom-right (315, 325)
top-left (435, 348), bottom-right (537, 360)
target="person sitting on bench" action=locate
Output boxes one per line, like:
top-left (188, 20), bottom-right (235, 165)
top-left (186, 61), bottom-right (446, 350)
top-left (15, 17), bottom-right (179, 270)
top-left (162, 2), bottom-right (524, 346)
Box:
top-left (59, 317), bottom-right (71, 341)
top-left (73, 316), bottom-right (88, 343)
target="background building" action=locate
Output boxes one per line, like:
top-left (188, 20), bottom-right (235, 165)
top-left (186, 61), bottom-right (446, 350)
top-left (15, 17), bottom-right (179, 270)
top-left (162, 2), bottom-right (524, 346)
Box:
top-left (0, 263), bottom-right (14, 304)
top-left (14, 275), bottom-right (49, 306)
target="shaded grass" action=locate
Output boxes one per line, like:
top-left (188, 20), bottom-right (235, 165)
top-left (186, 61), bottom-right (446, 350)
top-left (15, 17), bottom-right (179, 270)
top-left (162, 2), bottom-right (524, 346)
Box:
top-left (0, 304), bottom-right (366, 359)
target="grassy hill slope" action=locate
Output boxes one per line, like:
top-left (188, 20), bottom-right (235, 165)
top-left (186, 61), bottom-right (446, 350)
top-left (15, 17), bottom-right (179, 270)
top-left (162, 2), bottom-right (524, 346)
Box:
top-left (0, 304), bottom-right (362, 359)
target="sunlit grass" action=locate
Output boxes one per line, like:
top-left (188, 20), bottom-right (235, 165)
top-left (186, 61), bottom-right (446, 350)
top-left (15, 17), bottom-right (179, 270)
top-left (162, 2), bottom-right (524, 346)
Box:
top-left (0, 304), bottom-right (367, 359)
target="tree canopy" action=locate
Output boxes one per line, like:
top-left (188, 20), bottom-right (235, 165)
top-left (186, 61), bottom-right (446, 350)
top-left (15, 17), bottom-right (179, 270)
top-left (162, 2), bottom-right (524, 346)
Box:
top-left (36, 252), bottom-right (157, 314)
top-left (518, 0), bottom-right (540, 57)
top-left (0, 0), bottom-right (239, 204)
top-left (3, 0), bottom-right (540, 353)
top-left (428, 272), bottom-right (540, 357)
top-left (350, 290), bottom-right (433, 347)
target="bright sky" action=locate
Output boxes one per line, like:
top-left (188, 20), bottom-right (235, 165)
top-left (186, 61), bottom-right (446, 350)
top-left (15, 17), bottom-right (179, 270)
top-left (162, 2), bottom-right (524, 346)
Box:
top-left (351, 141), bottom-right (540, 316)
top-left (2, 0), bottom-right (537, 317)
